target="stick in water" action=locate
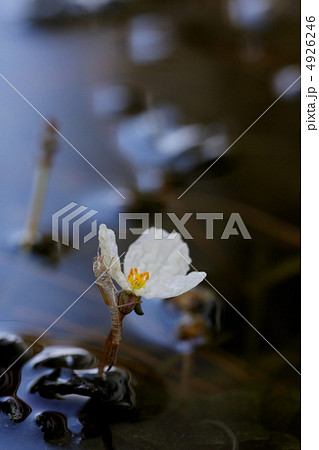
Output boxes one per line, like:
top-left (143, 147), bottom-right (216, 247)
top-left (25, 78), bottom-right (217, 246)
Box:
top-left (22, 121), bottom-right (58, 247)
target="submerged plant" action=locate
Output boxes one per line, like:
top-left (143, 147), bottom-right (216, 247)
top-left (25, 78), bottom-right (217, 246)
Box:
top-left (93, 224), bottom-right (206, 373)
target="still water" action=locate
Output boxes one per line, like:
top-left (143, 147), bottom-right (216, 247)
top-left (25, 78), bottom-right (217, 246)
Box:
top-left (0, 0), bottom-right (300, 448)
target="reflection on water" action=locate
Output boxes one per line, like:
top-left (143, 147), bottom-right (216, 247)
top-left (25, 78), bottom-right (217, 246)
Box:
top-left (227, 0), bottom-right (275, 29)
top-left (117, 103), bottom-right (181, 170)
top-left (126, 287), bottom-right (221, 354)
top-left (157, 124), bottom-right (203, 157)
top-left (117, 103), bottom-right (229, 192)
top-left (92, 83), bottom-right (145, 118)
top-left (128, 14), bottom-right (176, 64)
top-left (0, 0), bottom-right (300, 447)
top-left (272, 64), bottom-right (301, 99)
top-left (30, 0), bottom-right (130, 24)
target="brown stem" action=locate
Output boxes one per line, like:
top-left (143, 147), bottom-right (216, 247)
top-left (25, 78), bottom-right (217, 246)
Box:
top-left (98, 315), bottom-right (125, 375)
top-left (98, 331), bottom-right (113, 375)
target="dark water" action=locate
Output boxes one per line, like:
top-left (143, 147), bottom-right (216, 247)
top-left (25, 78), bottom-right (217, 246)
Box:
top-left (0, 327), bottom-right (167, 449)
top-left (0, 324), bottom-right (300, 449)
top-left (0, 0), bottom-right (300, 448)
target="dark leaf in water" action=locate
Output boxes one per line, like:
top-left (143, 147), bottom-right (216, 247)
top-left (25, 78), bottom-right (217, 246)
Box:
top-left (30, 366), bottom-right (136, 408)
top-left (35, 411), bottom-right (71, 445)
top-left (32, 346), bottom-right (97, 370)
top-left (0, 333), bottom-right (29, 366)
top-left (0, 396), bottom-right (32, 423)
top-left (0, 371), bottom-right (18, 395)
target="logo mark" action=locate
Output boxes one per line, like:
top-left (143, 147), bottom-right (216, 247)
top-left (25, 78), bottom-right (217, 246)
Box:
top-left (52, 202), bottom-right (98, 250)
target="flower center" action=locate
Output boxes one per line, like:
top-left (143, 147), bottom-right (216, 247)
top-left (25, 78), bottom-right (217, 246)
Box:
top-left (127, 268), bottom-right (149, 290)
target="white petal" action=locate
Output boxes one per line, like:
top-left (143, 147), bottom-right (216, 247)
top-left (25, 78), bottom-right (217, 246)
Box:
top-left (98, 224), bottom-right (128, 289)
top-left (139, 271), bottom-right (207, 299)
top-left (123, 228), bottom-right (191, 283)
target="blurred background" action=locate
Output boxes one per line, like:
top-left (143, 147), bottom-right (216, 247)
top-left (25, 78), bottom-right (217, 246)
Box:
top-left (0, 0), bottom-right (300, 448)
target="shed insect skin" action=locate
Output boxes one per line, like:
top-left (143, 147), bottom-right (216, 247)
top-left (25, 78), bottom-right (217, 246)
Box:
top-left (93, 254), bottom-right (124, 373)
top-left (93, 253), bottom-right (144, 374)
top-left (93, 253), bottom-right (144, 375)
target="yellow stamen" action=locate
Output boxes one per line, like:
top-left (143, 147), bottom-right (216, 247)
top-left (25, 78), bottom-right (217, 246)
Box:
top-left (127, 268), bottom-right (149, 290)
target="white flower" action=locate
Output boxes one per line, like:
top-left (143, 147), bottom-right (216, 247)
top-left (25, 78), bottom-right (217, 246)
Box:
top-left (98, 224), bottom-right (207, 299)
